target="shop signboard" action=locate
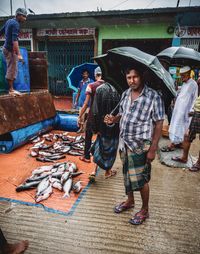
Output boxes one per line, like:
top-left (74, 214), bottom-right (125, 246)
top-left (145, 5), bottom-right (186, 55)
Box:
top-left (37, 28), bottom-right (95, 37)
top-left (174, 26), bottom-right (200, 38)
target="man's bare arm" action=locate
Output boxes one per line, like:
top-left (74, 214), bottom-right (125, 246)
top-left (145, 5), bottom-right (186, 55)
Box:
top-left (13, 41), bottom-right (20, 56)
top-left (147, 120), bottom-right (163, 163)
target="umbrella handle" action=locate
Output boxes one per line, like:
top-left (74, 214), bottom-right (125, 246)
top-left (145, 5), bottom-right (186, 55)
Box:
top-left (110, 102), bottom-right (120, 115)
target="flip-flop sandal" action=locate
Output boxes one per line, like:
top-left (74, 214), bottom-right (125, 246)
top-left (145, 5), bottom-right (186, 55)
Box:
top-left (114, 201), bottom-right (134, 214)
top-left (189, 164), bottom-right (200, 172)
top-left (129, 210), bottom-right (149, 225)
top-left (79, 156), bottom-right (91, 163)
top-left (160, 146), bottom-right (175, 152)
top-left (171, 156), bottom-right (187, 163)
top-left (13, 90), bottom-right (23, 96)
top-left (105, 169), bottom-right (117, 179)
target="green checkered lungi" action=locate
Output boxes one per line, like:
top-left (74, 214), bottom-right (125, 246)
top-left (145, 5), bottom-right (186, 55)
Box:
top-left (120, 146), bottom-right (151, 193)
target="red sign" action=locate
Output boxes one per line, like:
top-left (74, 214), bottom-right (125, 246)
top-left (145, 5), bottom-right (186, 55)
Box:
top-left (174, 26), bottom-right (200, 38)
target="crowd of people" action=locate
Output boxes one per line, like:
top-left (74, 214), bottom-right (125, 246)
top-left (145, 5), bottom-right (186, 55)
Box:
top-left (75, 63), bottom-right (200, 226)
top-left (0, 8), bottom-right (200, 251)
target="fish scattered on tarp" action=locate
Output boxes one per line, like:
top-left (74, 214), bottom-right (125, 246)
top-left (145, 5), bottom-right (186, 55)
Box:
top-left (16, 160), bottom-right (85, 202)
top-left (29, 132), bottom-right (85, 162)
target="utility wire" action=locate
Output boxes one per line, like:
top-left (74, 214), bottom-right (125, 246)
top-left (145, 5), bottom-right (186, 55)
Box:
top-left (110, 0), bottom-right (129, 10)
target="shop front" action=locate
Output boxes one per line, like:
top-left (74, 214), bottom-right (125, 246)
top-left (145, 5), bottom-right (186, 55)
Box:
top-left (35, 28), bottom-right (96, 95)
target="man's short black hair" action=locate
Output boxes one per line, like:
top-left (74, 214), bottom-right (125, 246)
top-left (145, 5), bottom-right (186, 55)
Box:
top-left (124, 67), bottom-right (143, 77)
top-left (82, 69), bottom-right (89, 74)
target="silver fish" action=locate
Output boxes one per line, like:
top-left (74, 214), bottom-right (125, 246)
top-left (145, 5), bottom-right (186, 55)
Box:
top-left (60, 147), bottom-right (71, 154)
top-left (52, 181), bottom-right (62, 191)
top-left (35, 184), bottom-right (53, 203)
top-left (40, 144), bottom-right (53, 150)
top-left (53, 162), bottom-right (64, 168)
top-left (36, 157), bottom-right (55, 163)
top-left (31, 140), bottom-right (45, 149)
top-left (56, 163), bottom-right (67, 173)
top-left (68, 150), bottom-right (83, 156)
top-left (36, 177), bottom-right (50, 197)
top-left (62, 178), bottom-right (73, 198)
top-left (27, 172), bottom-right (52, 182)
top-left (73, 181), bottom-right (82, 193)
top-left (61, 171), bottom-right (70, 185)
top-left (51, 172), bottom-right (63, 178)
top-left (16, 180), bottom-right (40, 192)
top-left (50, 178), bottom-right (61, 184)
top-left (47, 155), bottom-right (66, 160)
top-left (45, 137), bottom-right (53, 142)
top-left (39, 151), bottom-right (58, 157)
top-left (75, 135), bottom-right (83, 142)
top-left (31, 136), bottom-right (40, 143)
top-left (67, 162), bottom-right (78, 173)
top-left (32, 165), bottom-right (53, 176)
top-left (72, 143), bottom-right (84, 150)
top-left (30, 150), bottom-right (39, 157)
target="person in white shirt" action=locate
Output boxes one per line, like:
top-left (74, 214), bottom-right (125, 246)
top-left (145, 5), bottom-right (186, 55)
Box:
top-left (161, 66), bottom-right (198, 163)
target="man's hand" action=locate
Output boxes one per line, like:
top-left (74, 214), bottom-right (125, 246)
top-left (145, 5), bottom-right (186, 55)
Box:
top-left (104, 114), bottom-right (114, 125)
top-left (18, 54), bottom-right (24, 62)
top-left (146, 148), bottom-right (156, 163)
top-left (77, 116), bottom-right (83, 127)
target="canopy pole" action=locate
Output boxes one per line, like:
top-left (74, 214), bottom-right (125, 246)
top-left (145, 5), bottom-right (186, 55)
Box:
top-left (10, 0), bottom-right (13, 16)
top-left (176, 0), bottom-right (180, 7)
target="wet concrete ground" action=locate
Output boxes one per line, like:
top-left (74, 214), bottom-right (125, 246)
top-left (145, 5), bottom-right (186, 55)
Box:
top-left (0, 97), bottom-right (199, 253)
top-left (0, 137), bottom-right (199, 254)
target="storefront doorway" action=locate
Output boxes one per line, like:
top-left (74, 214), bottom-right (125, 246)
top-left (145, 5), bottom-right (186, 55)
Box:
top-left (38, 40), bottom-right (94, 95)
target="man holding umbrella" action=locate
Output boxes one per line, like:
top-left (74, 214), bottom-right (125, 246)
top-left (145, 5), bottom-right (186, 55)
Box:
top-left (105, 67), bottom-right (165, 225)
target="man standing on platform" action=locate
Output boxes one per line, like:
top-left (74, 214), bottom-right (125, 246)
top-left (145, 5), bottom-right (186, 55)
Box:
top-left (0, 8), bottom-right (27, 96)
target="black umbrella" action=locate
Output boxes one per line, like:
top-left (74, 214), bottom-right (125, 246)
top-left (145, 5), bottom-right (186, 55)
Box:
top-left (94, 47), bottom-right (176, 108)
top-left (157, 46), bottom-right (200, 67)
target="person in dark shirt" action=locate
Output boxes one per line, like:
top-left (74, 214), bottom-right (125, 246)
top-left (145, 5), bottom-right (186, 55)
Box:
top-left (78, 67), bottom-right (104, 163)
top-left (89, 81), bottom-right (120, 181)
top-left (0, 8), bottom-right (27, 96)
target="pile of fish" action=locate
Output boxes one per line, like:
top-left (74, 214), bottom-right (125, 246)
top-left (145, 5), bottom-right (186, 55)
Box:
top-left (30, 132), bottom-right (85, 162)
top-left (16, 162), bottom-right (83, 203)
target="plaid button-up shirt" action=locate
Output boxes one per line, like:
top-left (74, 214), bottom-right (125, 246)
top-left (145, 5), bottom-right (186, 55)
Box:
top-left (119, 85), bottom-right (165, 151)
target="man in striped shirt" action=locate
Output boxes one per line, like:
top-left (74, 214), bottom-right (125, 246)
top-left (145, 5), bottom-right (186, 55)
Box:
top-left (104, 67), bottom-right (165, 225)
